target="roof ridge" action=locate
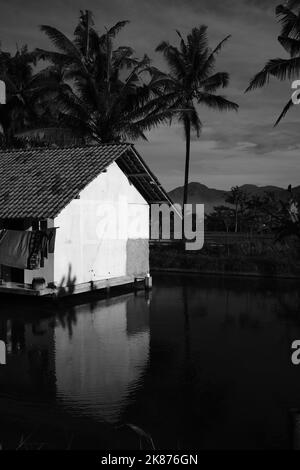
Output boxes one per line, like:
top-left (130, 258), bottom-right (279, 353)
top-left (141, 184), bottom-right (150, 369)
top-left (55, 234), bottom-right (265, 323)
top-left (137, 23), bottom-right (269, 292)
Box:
top-left (0, 143), bottom-right (133, 153)
top-left (0, 144), bottom-right (170, 219)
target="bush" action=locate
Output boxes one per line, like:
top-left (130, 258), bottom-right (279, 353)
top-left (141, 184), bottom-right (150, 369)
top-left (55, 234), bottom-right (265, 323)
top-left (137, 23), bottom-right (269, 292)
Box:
top-left (150, 244), bottom-right (300, 277)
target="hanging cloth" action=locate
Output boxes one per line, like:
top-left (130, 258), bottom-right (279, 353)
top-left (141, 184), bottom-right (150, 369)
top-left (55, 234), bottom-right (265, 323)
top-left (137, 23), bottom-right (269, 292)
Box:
top-left (46, 228), bottom-right (57, 254)
top-left (0, 228), bottom-right (58, 271)
top-left (27, 231), bottom-right (42, 270)
top-left (0, 230), bottom-right (32, 269)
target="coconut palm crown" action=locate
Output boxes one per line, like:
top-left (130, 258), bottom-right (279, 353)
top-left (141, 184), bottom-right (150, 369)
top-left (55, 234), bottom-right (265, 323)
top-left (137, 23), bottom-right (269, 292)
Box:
top-left (34, 11), bottom-right (175, 143)
top-left (156, 26), bottom-right (238, 207)
top-left (246, 0), bottom-right (300, 125)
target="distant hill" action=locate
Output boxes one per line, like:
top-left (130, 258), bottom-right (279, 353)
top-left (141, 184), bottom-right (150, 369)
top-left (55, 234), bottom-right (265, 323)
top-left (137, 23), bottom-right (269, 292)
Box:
top-left (168, 182), bottom-right (300, 214)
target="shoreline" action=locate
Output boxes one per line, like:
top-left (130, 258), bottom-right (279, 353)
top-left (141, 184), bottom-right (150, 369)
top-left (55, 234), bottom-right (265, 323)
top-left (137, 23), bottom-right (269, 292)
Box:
top-left (151, 267), bottom-right (300, 280)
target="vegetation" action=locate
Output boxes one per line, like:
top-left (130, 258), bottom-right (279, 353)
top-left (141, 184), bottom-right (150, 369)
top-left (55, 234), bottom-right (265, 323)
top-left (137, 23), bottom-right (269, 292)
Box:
top-left (0, 14), bottom-right (238, 211)
top-left (152, 185), bottom-right (300, 276)
top-left (224, 186), bottom-right (247, 233)
top-left (246, 0), bottom-right (300, 125)
top-left (150, 242), bottom-right (300, 277)
top-left (156, 27), bottom-right (238, 207)
top-left (0, 45), bottom-right (44, 147)
top-left (0, 6), bottom-right (299, 254)
top-left (35, 12), bottom-right (175, 143)
top-left (205, 186), bottom-right (300, 240)
top-left (0, 11), bottom-right (178, 146)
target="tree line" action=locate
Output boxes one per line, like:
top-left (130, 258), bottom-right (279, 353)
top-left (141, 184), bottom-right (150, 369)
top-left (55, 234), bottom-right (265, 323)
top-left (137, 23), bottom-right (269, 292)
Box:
top-left (205, 185), bottom-right (300, 239)
top-left (1, 0), bottom-right (300, 224)
top-left (0, 11), bottom-right (237, 149)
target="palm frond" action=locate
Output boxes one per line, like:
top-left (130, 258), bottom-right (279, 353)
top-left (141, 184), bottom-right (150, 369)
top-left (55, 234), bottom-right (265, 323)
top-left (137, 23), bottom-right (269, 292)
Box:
top-left (201, 35), bottom-right (231, 77)
top-left (106, 21), bottom-right (130, 38)
top-left (197, 92), bottom-right (239, 111)
top-left (29, 65), bottom-right (63, 86)
top-left (276, 4), bottom-right (300, 38)
top-left (189, 106), bottom-right (202, 137)
top-left (200, 72), bottom-right (229, 92)
top-left (274, 98), bottom-right (294, 126)
top-left (112, 46), bottom-right (135, 69)
top-left (278, 35), bottom-right (300, 56)
top-left (35, 48), bottom-right (75, 66)
top-left (187, 26), bottom-right (208, 57)
top-left (284, 1), bottom-right (300, 9)
top-left (176, 30), bottom-right (188, 56)
top-left (128, 108), bottom-right (176, 132)
top-left (40, 25), bottom-right (83, 63)
top-left (246, 57), bottom-right (300, 91)
top-left (155, 41), bottom-right (170, 53)
top-left (156, 43), bottom-right (186, 78)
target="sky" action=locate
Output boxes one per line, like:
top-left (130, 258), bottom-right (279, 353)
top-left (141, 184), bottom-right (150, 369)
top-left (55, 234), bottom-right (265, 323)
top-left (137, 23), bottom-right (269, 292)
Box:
top-left (0, 0), bottom-right (300, 190)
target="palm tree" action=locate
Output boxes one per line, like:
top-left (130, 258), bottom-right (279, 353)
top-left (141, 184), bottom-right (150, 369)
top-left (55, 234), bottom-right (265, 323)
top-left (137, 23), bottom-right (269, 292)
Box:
top-left (35, 11), bottom-right (173, 143)
top-left (246, 0), bottom-right (300, 125)
top-left (225, 186), bottom-right (248, 233)
top-left (156, 27), bottom-right (238, 209)
top-left (0, 45), bottom-right (38, 146)
top-left (0, 44), bottom-right (71, 147)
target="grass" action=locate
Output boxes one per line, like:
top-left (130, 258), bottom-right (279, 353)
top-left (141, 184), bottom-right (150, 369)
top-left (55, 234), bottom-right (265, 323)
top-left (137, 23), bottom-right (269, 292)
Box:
top-left (150, 241), bottom-right (300, 277)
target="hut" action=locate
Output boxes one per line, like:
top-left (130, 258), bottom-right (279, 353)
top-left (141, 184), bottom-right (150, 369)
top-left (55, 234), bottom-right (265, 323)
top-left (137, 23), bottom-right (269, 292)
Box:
top-left (0, 144), bottom-right (172, 297)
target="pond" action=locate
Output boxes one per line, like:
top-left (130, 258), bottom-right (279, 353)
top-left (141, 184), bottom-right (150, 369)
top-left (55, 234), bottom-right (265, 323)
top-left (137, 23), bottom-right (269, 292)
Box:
top-left (0, 273), bottom-right (300, 450)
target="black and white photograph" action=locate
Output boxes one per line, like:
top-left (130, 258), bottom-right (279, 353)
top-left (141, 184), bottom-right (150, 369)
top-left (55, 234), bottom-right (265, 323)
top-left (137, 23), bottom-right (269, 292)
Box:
top-left (0, 0), bottom-right (300, 456)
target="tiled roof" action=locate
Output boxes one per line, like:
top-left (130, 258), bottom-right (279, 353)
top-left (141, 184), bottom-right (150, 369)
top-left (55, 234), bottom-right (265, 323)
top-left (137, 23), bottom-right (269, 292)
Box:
top-left (0, 144), bottom-right (130, 218)
top-left (0, 144), bottom-right (172, 219)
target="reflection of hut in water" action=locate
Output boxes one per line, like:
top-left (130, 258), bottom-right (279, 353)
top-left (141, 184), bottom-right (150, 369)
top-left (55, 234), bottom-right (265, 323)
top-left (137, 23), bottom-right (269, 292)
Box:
top-left (0, 293), bottom-right (149, 426)
top-left (55, 294), bottom-right (150, 423)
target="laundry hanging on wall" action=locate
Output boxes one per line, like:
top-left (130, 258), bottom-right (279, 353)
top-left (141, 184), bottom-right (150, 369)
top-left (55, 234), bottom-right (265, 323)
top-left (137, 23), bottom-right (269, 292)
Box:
top-left (0, 229), bottom-right (57, 270)
top-left (0, 230), bottom-right (32, 269)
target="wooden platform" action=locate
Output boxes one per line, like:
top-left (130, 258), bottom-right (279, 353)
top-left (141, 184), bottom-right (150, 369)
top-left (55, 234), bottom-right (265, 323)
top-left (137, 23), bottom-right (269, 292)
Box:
top-left (0, 275), bottom-right (151, 300)
top-left (0, 281), bottom-right (54, 297)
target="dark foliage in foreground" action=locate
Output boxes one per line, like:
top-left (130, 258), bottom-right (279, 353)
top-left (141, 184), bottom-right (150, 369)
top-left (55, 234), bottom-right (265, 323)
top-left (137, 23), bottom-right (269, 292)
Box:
top-left (246, 0), bottom-right (300, 125)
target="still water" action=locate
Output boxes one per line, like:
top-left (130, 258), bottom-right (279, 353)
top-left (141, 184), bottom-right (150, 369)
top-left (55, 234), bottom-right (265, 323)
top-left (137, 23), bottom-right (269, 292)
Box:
top-left (0, 274), bottom-right (300, 450)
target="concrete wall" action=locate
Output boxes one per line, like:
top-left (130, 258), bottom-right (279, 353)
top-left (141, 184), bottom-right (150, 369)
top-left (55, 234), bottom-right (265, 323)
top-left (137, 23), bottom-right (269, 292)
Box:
top-left (52, 162), bottom-right (149, 287)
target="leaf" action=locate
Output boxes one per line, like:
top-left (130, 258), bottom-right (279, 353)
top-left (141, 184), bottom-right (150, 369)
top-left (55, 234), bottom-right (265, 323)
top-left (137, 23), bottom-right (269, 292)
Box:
top-left (126, 423), bottom-right (155, 450)
top-left (274, 98), bottom-right (294, 126)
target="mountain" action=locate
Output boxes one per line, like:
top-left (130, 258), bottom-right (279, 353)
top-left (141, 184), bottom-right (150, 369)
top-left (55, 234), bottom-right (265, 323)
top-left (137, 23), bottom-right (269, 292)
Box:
top-left (169, 183), bottom-right (226, 214)
top-left (168, 182), bottom-right (300, 214)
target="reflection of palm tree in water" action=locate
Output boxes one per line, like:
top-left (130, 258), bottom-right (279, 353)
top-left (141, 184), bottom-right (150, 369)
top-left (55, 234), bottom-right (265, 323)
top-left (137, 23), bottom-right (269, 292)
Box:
top-left (181, 283), bottom-right (200, 407)
top-left (57, 264), bottom-right (77, 297)
top-left (178, 282), bottom-right (228, 447)
top-left (56, 305), bottom-right (77, 339)
top-left (182, 283), bottom-right (192, 378)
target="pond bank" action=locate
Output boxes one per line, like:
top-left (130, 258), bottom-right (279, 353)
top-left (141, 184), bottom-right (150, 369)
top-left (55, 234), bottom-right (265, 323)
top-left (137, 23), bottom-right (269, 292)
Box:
top-left (150, 242), bottom-right (300, 279)
top-left (151, 267), bottom-right (300, 280)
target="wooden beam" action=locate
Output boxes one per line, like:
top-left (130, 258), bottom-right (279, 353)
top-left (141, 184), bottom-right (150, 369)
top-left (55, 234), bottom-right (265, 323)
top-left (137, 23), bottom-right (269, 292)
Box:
top-left (127, 172), bottom-right (149, 178)
top-left (148, 200), bottom-right (171, 204)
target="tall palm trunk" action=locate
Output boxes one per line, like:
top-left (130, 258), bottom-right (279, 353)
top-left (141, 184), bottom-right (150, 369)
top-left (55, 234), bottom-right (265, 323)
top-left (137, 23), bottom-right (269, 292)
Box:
top-left (235, 203), bottom-right (238, 233)
top-left (182, 118), bottom-right (191, 236)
